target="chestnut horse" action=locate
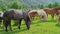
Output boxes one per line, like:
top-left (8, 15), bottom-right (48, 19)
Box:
top-left (44, 7), bottom-right (59, 20)
top-left (28, 9), bottom-right (48, 21)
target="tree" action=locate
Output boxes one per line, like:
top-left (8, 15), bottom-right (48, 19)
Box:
top-left (53, 2), bottom-right (59, 8)
top-left (48, 3), bottom-right (53, 8)
top-left (0, 3), bottom-right (8, 11)
top-left (40, 4), bottom-right (44, 9)
top-left (9, 1), bottom-right (19, 9)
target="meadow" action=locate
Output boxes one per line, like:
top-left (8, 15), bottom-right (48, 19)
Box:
top-left (0, 15), bottom-right (60, 34)
top-left (0, 0), bottom-right (60, 34)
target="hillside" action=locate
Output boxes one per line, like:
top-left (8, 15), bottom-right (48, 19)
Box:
top-left (0, 0), bottom-right (59, 7)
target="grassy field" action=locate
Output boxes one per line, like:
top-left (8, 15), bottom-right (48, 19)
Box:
top-left (0, 15), bottom-right (60, 34)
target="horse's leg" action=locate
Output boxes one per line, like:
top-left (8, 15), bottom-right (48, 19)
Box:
top-left (5, 20), bottom-right (8, 32)
top-left (30, 16), bottom-right (32, 20)
top-left (18, 19), bottom-right (22, 30)
top-left (25, 20), bottom-right (30, 30)
top-left (29, 15), bottom-right (32, 21)
top-left (51, 14), bottom-right (54, 20)
top-left (0, 21), bottom-right (2, 27)
top-left (25, 17), bottom-right (30, 30)
top-left (58, 17), bottom-right (60, 25)
top-left (39, 15), bottom-right (42, 20)
top-left (47, 14), bottom-right (48, 17)
top-left (31, 15), bottom-right (35, 20)
top-left (9, 20), bottom-right (12, 31)
top-left (0, 18), bottom-right (2, 27)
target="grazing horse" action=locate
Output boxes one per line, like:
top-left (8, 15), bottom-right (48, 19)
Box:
top-left (37, 9), bottom-right (48, 21)
top-left (44, 8), bottom-right (58, 20)
top-left (54, 6), bottom-right (60, 15)
top-left (28, 9), bottom-right (48, 21)
top-left (3, 9), bottom-right (31, 31)
top-left (44, 7), bottom-right (60, 20)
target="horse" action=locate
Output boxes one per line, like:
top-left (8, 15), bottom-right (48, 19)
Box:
top-left (28, 9), bottom-right (48, 21)
top-left (3, 9), bottom-right (31, 32)
top-left (54, 6), bottom-right (60, 16)
top-left (44, 6), bottom-right (60, 20)
top-left (44, 8), bottom-right (58, 20)
top-left (37, 9), bottom-right (48, 21)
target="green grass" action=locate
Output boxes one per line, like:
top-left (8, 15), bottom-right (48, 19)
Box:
top-left (0, 15), bottom-right (60, 34)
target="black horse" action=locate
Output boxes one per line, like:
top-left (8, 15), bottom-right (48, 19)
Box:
top-left (3, 9), bottom-right (31, 31)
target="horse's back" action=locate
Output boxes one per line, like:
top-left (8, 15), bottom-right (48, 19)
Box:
top-left (10, 9), bottom-right (28, 19)
top-left (37, 9), bottom-right (46, 15)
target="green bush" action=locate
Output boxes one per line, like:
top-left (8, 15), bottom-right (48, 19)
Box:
top-left (53, 2), bottom-right (60, 8)
top-left (0, 3), bottom-right (8, 11)
top-left (40, 4), bottom-right (44, 9)
top-left (9, 1), bottom-right (24, 9)
top-left (0, 0), bottom-right (60, 10)
top-left (48, 3), bottom-right (53, 8)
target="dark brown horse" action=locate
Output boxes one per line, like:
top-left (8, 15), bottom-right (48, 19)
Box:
top-left (3, 9), bottom-right (31, 32)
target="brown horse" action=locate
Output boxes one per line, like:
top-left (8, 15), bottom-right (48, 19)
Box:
top-left (28, 10), bottom-right (48, 21)
top-left (54, 6), bottom-right (60, 16)
top-left (44, 7), bottom-right (59, 20)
